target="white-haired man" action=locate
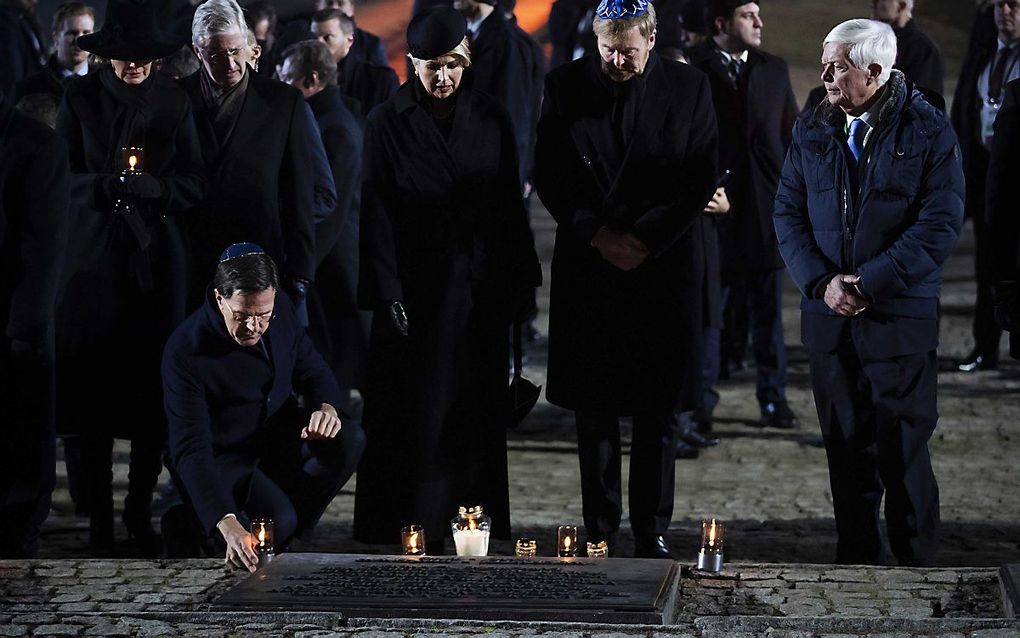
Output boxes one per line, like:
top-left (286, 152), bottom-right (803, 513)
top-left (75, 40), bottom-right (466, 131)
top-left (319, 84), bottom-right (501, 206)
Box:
top-left (870, 0), bottom-right (944, 95)
top-left (774, 19), bottom-right (964, 566)
top-left (181, 0), bottom-right (336, 314)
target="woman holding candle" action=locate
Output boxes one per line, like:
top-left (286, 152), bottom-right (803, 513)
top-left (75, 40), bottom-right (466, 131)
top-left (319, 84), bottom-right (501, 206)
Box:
top-left (54, 0), bottom-right (205, 556)
top-left (353, 6), bottom-right (541, 554)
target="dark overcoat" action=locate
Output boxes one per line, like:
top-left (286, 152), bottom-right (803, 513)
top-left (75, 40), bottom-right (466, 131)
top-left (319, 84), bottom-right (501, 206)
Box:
top-left (534, 53), bottom-right (718, 416)
top-left (338, 56), bottom-right (399, 119)
top-left (0, 3), bottom-right (45, 96)
top-left (304, 86), bottom-right (370, 392)
top-left (180, 70), bottom-right (331, 288)
top-left (0, 97), bottom-right (69, 514)
top-left (774, 72), bottom-right (965, 361)
top-left (353, 77), bottom-right (541, 544)
top-left (986, 77), bottom-right (1020, 356)
top-left (54, 69), bottom-right (206, 437)
top-left (688, 41), bottom-right (797, 277)
top-left (893, 19), bottom-right (945, 97)
top-left (351, 26), bottom-right (388, 68)
top-left (13, 56), bottom-right (67, 101)
top-left (162, 290), bottom-right (343, 534)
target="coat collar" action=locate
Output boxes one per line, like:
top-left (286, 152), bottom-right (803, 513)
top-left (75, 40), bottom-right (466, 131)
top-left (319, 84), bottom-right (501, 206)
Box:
top-left (307, 84), bottom-right (346, 120)
top-left (813, 69), bottom-right (909, 131)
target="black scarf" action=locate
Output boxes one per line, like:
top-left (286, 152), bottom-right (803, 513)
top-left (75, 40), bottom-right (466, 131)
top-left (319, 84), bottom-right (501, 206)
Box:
top-left (99, 67), bottom-right (154, 172)
top-left (413, 76), bottom-right (458, 140)
top-left (198, 66), bottom-right (249, 145)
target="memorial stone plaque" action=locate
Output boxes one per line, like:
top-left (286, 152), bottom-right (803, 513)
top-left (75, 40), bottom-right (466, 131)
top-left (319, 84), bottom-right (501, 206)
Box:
top-left (214, 553), bottom-right (680, 624)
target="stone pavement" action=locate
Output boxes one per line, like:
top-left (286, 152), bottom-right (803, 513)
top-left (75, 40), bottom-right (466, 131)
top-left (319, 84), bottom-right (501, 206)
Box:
top-left (10, 210), bottom-right (1020, 636)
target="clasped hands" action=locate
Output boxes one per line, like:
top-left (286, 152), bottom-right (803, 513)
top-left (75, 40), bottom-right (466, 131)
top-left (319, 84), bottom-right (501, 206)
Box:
top-left (219, 403), bottom-right (342, 572)
top-left (591, 227), bottom-right (649, 271)
top-left (824, 274), bottom-right (870, 317)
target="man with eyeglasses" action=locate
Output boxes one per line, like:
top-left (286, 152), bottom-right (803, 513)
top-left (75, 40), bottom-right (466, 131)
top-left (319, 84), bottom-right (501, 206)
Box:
top-left (161, 243), bottom-right (365, 570)
top-left (181, 0), bottom-right (336, 318)
top-left (950, 0), bottom-right (1020, 373)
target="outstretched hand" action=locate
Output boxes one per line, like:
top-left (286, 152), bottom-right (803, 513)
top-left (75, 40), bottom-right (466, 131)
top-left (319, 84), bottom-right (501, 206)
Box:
top-left (217, 516), bottom-right (258, 573)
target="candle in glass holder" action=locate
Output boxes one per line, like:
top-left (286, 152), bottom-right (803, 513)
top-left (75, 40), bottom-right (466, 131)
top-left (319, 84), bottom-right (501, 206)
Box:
top-left (251, 518), bottom-right (274, 568)
top-left (557, 525), bottom-right (578, 557)
top-left (451, 505), bottom-right (490, 557)
top-left (586, 540), bottom-right (609, 558)
top-left (120, 147), bottom-right (144, 173)
top-left (515, 538), bottom-right (537, 557)
top-left (696, 518), bottom-right (724, 572)
top-left (401, 525), bottom-right (426, 555)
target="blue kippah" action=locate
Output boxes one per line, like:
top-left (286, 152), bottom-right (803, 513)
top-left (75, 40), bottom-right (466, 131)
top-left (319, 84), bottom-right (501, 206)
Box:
top-left (596, 0), bottom-right (650, 19)
top-left (219, 242), bottom-right (266, 263)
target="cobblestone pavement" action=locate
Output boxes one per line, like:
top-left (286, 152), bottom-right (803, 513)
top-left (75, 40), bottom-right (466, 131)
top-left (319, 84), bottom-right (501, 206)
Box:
top-left (17, 210), bottom-right (1020, 636)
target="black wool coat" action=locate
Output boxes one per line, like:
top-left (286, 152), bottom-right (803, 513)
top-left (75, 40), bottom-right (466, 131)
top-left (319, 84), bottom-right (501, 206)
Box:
top-left (988, 77), bottom-right (1020, 283)
top-left (353, 78), bottom-right (541, 545)
top-left (181, 71), bottom-right (333, 289)
top-left (689, 41), bottom-right (797, 277)
top-left (304, 86), bottom-right (370, 392)
top-left (0, 3), bottom-right (45, 96)
top-left (13, 56), bottom-right (68, 102)
top-left (55, 69), bottom-right (207, 437)
top-left (534, 53), bottom-right (718, 416)
top-left (338, 56), bottom-right (399, 120)
top-left (893, 19), bottom-right (945, 97)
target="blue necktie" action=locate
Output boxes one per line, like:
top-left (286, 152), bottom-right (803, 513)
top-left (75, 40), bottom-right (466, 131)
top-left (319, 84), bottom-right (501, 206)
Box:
top-left (848, 118), bottom-right (868, 163)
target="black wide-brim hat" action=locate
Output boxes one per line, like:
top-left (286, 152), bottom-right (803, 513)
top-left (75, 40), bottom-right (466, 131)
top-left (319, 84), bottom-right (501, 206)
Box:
top-left (77, 0), bottom-right (184, 61)
top-left (406, 6), bottom-right (467, 61)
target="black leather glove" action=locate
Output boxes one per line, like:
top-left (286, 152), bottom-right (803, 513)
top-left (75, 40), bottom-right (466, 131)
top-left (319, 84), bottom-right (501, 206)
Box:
top-left (284, 276), bottom-right (310, 303)
top-left (94, 174), bottom-right (123, 210)
top-left (383, 300), bottom-right (409, 337)
top-left (120, 172), bottom-right (163, 200)
top-left (993, 280), bottom-right (1020, 332)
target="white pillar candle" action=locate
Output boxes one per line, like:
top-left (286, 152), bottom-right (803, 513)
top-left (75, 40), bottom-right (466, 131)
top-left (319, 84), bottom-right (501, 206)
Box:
top-left (453, 527), bottom-right (490, 556)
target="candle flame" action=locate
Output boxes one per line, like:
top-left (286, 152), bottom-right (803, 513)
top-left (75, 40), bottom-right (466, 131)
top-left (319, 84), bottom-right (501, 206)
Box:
top-left (468, 518), bottom-right (477, 531)
top-left (257, 526), bottom-right (266, 544)
top-left (409, 532), bottom-right (418, 548)
top-left (563, 535), bottom-right (571, 549)
top-left (128, 155), bottom-right (138, 170)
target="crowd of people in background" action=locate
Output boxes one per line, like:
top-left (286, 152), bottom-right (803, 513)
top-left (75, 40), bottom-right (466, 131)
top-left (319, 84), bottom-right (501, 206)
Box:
top-left (0, 0), bottom-right (1017, 568)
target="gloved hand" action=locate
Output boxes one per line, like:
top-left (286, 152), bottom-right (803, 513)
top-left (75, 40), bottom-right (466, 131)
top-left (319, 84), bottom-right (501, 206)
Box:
top-left (120, 172), bottom-right (163, 200)
top-left (383, 300), bottom-right (409, 337)
top-left (992, 280), bottom-right (1020, 332)
top-left (94, 174), bottom-right (124, 210)
top-left (284, 276), bottom-right (310, 303)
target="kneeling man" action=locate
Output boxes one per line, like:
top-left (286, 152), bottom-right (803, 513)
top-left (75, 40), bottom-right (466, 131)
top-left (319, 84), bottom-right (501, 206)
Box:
top-left (162, 243), bottom-right (365, 571)
top-left (774, 19), bottom-right (964, 565)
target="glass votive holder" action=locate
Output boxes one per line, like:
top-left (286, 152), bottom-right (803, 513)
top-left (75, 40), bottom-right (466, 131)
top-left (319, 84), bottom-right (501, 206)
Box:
top-left (696, 518), bottom-right (724, 572)
top-left (250, 518), bottom-right (274, 567)
top-left (401, 524), bottom-right (426, 555)
top-left (586, 540), bottom-right (609, 558)
top-left (515, 538), bottom-right (537, 557)
top-left (451, 505), bottom-right (491, 557)
top-left (557, 525), bottom-right (578, 557)
top-left (120, 146), bottom-right (144, 173)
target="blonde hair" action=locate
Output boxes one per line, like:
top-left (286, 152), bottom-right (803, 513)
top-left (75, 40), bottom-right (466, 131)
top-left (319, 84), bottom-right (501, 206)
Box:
top-left (592, 2), bottom-right (657, 40)
top-left (406, 36), bottom-right (472, 70)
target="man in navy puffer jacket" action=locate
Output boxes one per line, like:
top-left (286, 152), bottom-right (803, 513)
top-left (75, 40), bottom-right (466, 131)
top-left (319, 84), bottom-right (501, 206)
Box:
top-left (774, 18), bottom-right (964, 567)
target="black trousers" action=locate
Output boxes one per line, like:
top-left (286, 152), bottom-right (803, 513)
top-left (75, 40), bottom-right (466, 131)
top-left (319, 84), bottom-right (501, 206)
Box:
top-left (809, 344), bottom-right (940, 566)
top-left (575, 410), bottom-right (679, 540)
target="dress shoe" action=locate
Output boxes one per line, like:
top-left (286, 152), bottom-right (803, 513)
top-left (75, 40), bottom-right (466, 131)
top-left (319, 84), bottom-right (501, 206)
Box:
top-left (675, 439), bottom-right (700, 459)
top-left (955, 351), bottom-right (998, 372)
top-left (760, 400), bottom-right (799, 429)
top-left (680, 428), bottom-right (720, 448)
top-left (692, 407), bottom-right (714, 434)
top-left (123, 511), bottom-right (162, 558)
top-left (634, 534), bottom-right (673, 559)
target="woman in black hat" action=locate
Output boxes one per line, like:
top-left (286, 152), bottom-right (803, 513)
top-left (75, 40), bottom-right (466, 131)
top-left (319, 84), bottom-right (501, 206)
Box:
top-left (353, 6), bottom-right (541, 553)
top-left (54, 0), bottom-right (206, 557)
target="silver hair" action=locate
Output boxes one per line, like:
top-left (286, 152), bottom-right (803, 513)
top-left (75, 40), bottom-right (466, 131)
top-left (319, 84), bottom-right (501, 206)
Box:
top-left (192, 0), bottom-right (248, 48)
top-left (824, 18), bottom-right (897, 86)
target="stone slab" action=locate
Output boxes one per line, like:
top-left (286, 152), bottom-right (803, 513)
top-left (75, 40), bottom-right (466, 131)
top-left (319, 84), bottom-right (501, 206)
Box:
top-left (1000, 564), bottom-right (1019, 619)
top-left (213, 553), bottom-right (680, 624)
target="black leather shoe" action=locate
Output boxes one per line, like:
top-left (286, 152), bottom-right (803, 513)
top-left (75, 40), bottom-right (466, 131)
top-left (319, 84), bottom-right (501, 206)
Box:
top-left (760, 400), bottom-right (799, 429)
top-left (956, 351), bottom-right (998, 372)
top-left (680, 428), bottom-right (720, 448)
top-left (675, 440), bottom-right (700, 459)
top-left (634, 535), bottom-right (673, 559)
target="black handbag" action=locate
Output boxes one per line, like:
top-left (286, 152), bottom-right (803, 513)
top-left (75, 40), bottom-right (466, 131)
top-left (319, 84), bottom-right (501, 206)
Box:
top-left (508, 322), bottom-right (541, 428)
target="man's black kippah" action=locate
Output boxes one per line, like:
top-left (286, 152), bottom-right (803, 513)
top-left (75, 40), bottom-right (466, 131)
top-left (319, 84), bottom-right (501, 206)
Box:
top-left (406, 6), bottom-right (467, 60)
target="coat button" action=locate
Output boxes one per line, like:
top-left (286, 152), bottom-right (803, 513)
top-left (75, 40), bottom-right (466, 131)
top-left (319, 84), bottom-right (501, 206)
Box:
top-left (582, 155), bottom-right (592, 166)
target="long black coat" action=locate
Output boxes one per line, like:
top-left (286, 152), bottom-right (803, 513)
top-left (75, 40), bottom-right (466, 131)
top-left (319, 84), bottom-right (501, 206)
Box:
top-left (353, 78), bottom-right (541, 545)
top-left (893, 19), bottom-right (945, 97)
top-left (0, 97), bottom-right (69, 513)
top-left (13, 56), bottom-right (67, 101)
top-left (55, 69), bottom-right (207, 437)
top-left (0, 3), bottom-right (45, 96)
top-left (534, 53), bottom-right (718, 415)
top-left (338, 56), bottom-right (398, 120)
top-left (689, 41), bottom-right (797, 277)
top-left (305, 86), bottom-right (370, 392)
top-left (987, 77), bottom-right (1020, 357)
top-left (180, 70), bottom-right (332, 288)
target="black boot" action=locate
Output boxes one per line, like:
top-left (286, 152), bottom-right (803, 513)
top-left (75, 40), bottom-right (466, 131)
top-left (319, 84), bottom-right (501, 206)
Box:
top-left (123, 495), bottom-right (161, 557)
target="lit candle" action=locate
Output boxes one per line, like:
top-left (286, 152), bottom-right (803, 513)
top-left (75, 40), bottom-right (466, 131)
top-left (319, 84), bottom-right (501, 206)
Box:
top-left (401, 525), bottom-right (426, 556)
top-left (515, 538), bottom-right (537, 557)
top-left (696, 518), bottom-right (725, 572)
top-left (250, 518), bottom-right (274, 568)
top-left (451, 505), bottom-right (491, 557)
top-left (586, 540), bottom-right (609, 558)
top-left (557, 525), bottom-right (578, 557)
top-left (120, 147), bottom-right (144, 173)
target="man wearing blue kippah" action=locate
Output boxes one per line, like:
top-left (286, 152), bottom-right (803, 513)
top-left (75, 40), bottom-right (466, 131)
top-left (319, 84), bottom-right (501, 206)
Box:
top-left (534, 0), bottom-right (718, 558)
top-left (160, 244), bottom-right (365, 571)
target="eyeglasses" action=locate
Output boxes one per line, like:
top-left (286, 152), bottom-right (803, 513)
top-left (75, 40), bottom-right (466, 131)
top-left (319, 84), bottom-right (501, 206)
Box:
top-left (995, 0), bottom-right (1020, 10)
top-left (201, 47), bottom-right (247, 64)
top-left (221, 299), bottom-right (275, 327)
